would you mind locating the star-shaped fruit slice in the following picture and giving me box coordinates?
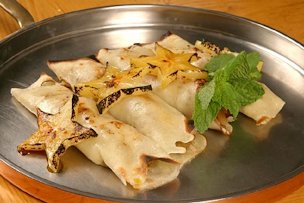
[75,66,149,100]
[131,43,207,87]
[17,95,97,172]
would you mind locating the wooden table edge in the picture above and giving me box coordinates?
[1,160,304,203]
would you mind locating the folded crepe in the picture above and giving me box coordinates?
[108,92,194,154]
[48,55,205,158]
[11,75,182,189]
[11,74,72,115]
[96,32,218,70]
[93,34,232,134]
[12,74,206,190]
[152,78,234,135]
[240,83,285,125]
[11,32,285,191]
[48,57,105,88]
[73,97,183,190]
[95,33,285,130]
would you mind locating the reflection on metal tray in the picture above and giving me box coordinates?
[0,5,303,202]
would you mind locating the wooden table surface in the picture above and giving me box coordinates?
[0,0,303,202]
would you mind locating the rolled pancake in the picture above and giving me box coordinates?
[97,44,154,71]
[96,33,216,70]
[153,79,198,119]
[95,34,232,133]
[108,92,194,154]
[47,57,105,88]
[48,64,206,163]
[11,74,72,115]
[153,78,284,130]
[74,97,181,190]
[95,34,284,127]
[152,78,233,134]
[157,80,285,127]
[157,33,219,68]
[240,83,285,125]
[11,75,188,190]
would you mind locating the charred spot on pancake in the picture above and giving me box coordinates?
[110,121,124,129]
[97,85,152,114]
[189,53,198,63]
[257,116,270,125]
[169,71,178,77]
[132,69,143,78]
[133,42,143,46]
[118,167,127,180]
[71,94,79,119]
[195,79,206,90]
[148,63,158,69]
[159,31,173,41]
[201,41,221,54]
[184,118,194,133]
[187,120,195,130]
[87,54,101,63]
[104,80,116,88]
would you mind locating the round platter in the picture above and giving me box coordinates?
[0,5,303,202]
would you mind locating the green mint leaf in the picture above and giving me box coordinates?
[246,52,260,71]
[249,71,262,80]
[197,80,216,110]
[214,68,228,82]
[227,51,261,81]
[192,80,217,132]
[225,52,250,80]
[193,97,221,133]
[193,51,265,133]
[213,81,241,118]
[204,54,235,73]
[246,52,262,80]
[231,79,265,106]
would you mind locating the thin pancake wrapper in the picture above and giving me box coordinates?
[11,74,72,115]
[48,60,206,161]
[96,33,219,70]
[240,83,285,125]
[153,79,233,135]
[11,75,192,190]
[49,62,206,166]
[108,92,195,154]
[73,97,182,190]
[95,34,233,134]
[48,57,105,88]
[96,33,284,130]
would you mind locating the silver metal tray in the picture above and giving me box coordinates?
[0,5,303,202]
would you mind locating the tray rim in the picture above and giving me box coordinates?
[0,4,303,50]
[0,4,304,203]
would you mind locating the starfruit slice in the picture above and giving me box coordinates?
[17,95,97,172]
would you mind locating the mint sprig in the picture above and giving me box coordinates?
[193,51,265,133]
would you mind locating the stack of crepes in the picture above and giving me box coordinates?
[11,33,285,190]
